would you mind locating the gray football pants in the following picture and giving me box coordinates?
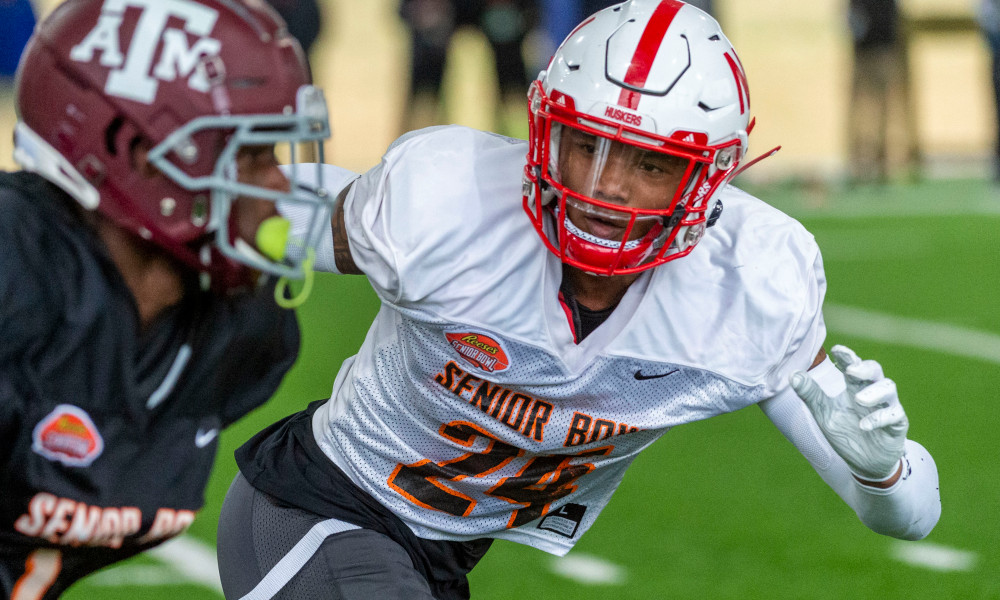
[217,473,440,600]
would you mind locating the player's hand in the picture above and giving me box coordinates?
[789,345,908,481]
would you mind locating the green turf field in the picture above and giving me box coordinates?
[62,177,999,599]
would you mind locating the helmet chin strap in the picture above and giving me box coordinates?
[732,145,781,178]
[274,248,316,309]
[556,204,666,273]
[560,209,646,251]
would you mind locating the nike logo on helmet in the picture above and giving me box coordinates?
[634,369,679,381]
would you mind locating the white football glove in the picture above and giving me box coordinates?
[789,345,908,481]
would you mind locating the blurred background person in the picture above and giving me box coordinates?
[266,0,325,162]
[543,0,715,44]
[540,0,619,67]
[686,0,714,14]
[0,0,37,84]
[266,0,324,57]
[397,0,718,140]
[0,0,37,172]
[846,0,920,184]
[398,0,537,137]
[979,0,1000,182]
[538,1,717,82]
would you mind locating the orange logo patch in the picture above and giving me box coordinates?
[446,332,510,373]
[32,405,104,467]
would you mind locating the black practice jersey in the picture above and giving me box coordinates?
[0,171,299,597]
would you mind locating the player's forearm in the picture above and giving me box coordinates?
[837,438,940,540]
[330,187,361,274]
[759,389,940,540]
[805,433,941,540]
[277,164,360,275]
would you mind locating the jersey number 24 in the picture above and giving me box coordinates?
[388,421,612,528]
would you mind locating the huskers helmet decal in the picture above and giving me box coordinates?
[446,332,511,373]
[32,405,105,467]
[69,0,221,104]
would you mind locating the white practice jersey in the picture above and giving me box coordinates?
[305,126,826,556]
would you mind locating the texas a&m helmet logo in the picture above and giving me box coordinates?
[445,332,510,373]
[68,0,222,104]
[32,405,105,467]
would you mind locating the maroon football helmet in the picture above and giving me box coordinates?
[13,0,332,290]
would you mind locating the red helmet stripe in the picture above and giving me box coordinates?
[566,15,597,45]
[724,51,749,114]
[617,0,684,109]
[551,16,597,69]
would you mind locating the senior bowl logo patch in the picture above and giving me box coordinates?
[446,332,510,373]
[32,405,105,467]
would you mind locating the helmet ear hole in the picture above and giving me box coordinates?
[128,136,157,178]
[714,146,738,171]
[104,117,124,157]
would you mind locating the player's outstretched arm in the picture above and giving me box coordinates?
[329,185,361,275]
[277,163,362,275]
[759,346,940,540]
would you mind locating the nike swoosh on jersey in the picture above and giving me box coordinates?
[633,369,679,381]
[194,428,219,448]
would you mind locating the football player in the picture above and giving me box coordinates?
[217,1,941,599]
[0,0,333,597]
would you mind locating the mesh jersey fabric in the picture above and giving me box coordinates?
[275,126,826,555]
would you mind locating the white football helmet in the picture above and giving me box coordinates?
[524,0,756,276]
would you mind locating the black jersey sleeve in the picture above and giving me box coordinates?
[211,282,301,427]
[0,173,64,364]
[0,172,78,470]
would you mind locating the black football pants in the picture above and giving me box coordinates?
[217,473,441,600]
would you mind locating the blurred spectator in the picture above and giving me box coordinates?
[399,0,537,137]
[846,0,920,183]
[541,0,618,62]
[0,0,37,82]
[686,0,715,15]
[398,1,721,138]
[266,0,323,56]
[978,0,1000,181]
[541,1,717,71]
[266,0,324,161]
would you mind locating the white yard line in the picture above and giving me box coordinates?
[891,541,978,572]
[825,304,989,572]
[90,305,993,592]
[147,535,225,592]
[88,565,185,587]
[825,303,1000,366]
[765,192,1000,220]
[547,307,993,583]
[88,535,223,594]
[550,553,627,585]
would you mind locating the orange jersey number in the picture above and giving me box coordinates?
[388,421,612,528]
